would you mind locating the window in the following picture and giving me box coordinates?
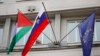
[66,20,100,45]
[66,21,80,44]
[94,21,100,41]
[37,24,52,45]
[10,22,53,47]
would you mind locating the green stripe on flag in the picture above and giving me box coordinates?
[7,27,31,54]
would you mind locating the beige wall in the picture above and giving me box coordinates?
[0,0,99,15]
[0,0,100,55]
[0,47,100,56]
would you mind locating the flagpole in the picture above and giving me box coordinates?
[42,2,57,43]
[60,11,95,43]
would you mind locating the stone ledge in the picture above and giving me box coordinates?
[0,44,100,53]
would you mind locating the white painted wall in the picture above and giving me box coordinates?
[0,47,100,56]
[0,0,99,15]
[55,14,61,42]
[60,18,68,46]
[0,0,99,55]
[0,18,11,49]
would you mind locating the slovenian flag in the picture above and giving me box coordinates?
[7,11,33,54]
[22,7,49,56]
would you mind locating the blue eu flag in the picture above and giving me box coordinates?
[78,12,95,56]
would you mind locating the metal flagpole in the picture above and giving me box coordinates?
[42,2,57,43]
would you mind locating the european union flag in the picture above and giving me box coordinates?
[78,12,95,56]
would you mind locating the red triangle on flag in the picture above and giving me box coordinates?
[17,11,33,27]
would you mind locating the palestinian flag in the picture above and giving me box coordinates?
[7,11,33,54]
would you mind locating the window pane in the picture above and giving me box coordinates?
[95,22,100,41]
[67,22,77,43]
[37,25,52,45]
[66,21,100,44]
[36,33,43,45]
[76,25,81,42]
[11,22,53,46]
[42,25,52,44]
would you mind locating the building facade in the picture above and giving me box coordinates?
[0,0,100,56]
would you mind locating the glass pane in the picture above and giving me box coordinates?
[11,23,52,46]
[33,24,52,45]
[36,33,43,45]
[96,22,100,41]
[76,23,81,42]
[42,25,52,44]
[67,22,77,43]
[94,22,97,41]
[34,24,52,45]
